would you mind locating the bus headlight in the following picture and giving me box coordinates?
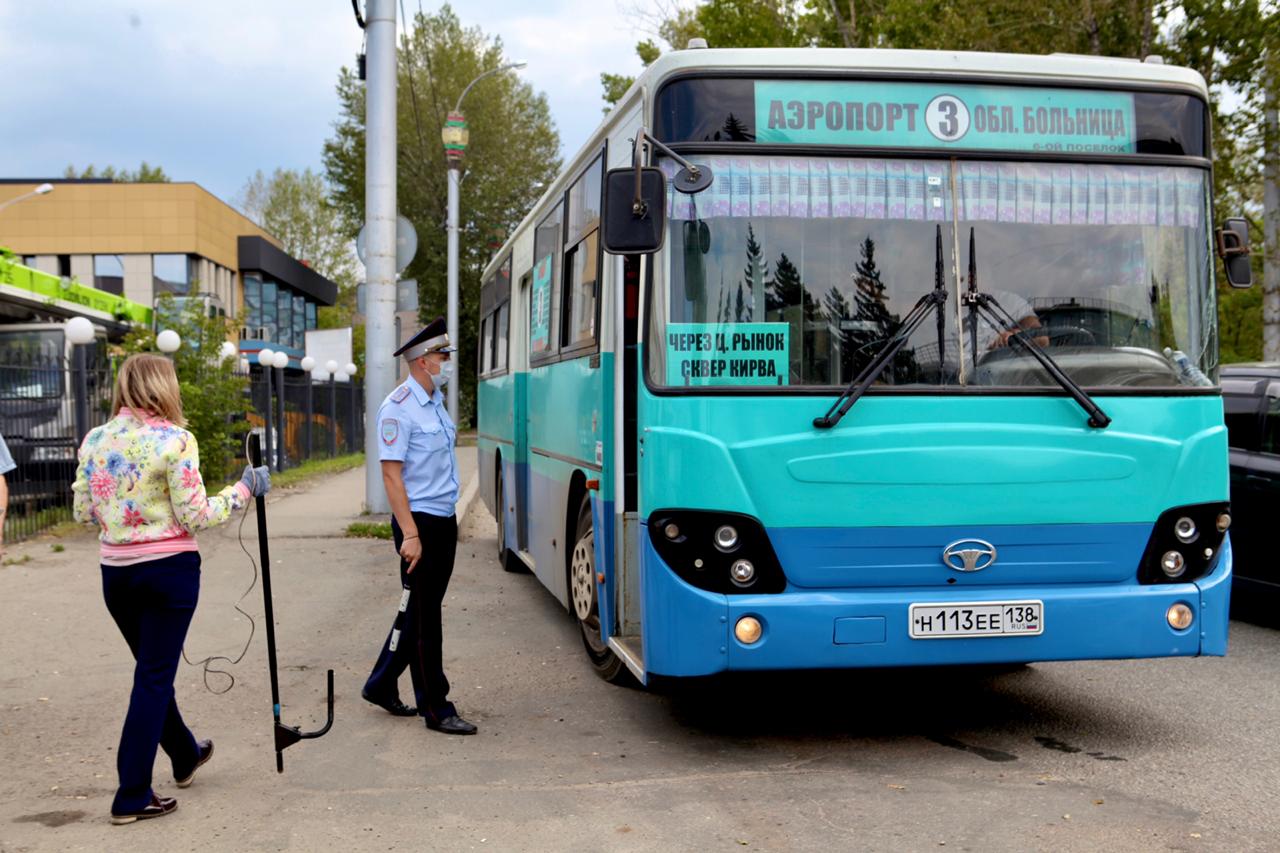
[714,525,739,552]
[730,559,755,586]
[1160,550,1185,578]
[734,616,763,644]
[1138,503,1228,585]
[1167,603,1194,630]
[648,510,787,595]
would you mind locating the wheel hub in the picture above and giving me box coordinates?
[570,532,595,621]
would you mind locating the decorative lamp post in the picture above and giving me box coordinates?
[442,61,526,426]
[258,348,276,471]
[218,341,238,364]
[272,350,289,471]
[301,356,316,461]
[325,360,339,457]
[344,362,359,453]
[65,316,95,444]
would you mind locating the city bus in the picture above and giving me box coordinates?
[475,46,1252,685]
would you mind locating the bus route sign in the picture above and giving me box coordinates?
[755,80,1137,154]
[666,322,790,386]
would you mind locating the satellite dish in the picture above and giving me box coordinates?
[357,214,418,274]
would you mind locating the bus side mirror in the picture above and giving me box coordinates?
[1216,217,1252,288]
[602,167,666,255]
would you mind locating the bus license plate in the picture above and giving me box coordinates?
[909,601,1043,639]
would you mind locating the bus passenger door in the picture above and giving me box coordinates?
[515,271,531,552]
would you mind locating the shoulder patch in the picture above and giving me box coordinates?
[390,385,411,403]
[381,418,400,444]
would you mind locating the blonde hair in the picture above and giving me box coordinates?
[112,353,187,426]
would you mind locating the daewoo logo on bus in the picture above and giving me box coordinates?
[942,539,998,572]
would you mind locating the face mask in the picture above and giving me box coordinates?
[432,359,454,387]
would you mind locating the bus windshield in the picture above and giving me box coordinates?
[649,155,1214,390]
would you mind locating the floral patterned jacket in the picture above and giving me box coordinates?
[73,408,250,560]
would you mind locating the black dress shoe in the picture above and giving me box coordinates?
[425,714,478,735]
[110,794,177,825]
[175,739,213,788]
[362,689,417,717]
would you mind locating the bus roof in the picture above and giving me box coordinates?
[482,47,1208,281]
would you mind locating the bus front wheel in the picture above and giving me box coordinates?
[570,495,629,683]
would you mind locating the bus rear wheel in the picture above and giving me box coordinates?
[570,495,629,683]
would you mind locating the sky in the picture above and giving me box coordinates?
[0,0,662,206]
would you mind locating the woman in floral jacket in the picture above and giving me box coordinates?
[72,353,270,825]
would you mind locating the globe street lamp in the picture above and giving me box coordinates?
[156,329,181,357]
[0,182,53,213]
[442,61,526,425]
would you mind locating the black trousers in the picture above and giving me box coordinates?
[364,512,458,721]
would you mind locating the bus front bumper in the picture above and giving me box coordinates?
[640,538,1232,677]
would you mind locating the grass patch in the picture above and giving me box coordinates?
[50,544,65,553]
[346,521,394,540]
[273,453,365,490]
[3,554,32,566]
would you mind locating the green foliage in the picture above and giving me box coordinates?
[271,452,366,489]
[323,4,561,427]
[1219,284,1263,363]
[63,162,169,182]
[120,295,248,485]
[235,168,357,290]
[345,521,394,539]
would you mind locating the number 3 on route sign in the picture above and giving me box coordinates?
[926,94,970,142]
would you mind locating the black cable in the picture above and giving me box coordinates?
[351,0,365,29]
[180,499,259,694]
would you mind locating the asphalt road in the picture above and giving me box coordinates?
[1,475,1278,852]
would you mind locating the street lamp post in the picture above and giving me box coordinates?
[273,350,289,471]
[301,356,316,461]
[258,348,276,471]
[441,61,526,426]
[0,182,53,213]
[65,317,95,445]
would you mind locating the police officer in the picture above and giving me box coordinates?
[361,317,477,735]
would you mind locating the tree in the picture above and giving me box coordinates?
[235,168,357,288]
[63,162,169,182]
[118,296,248,485]
[323,4,560,426]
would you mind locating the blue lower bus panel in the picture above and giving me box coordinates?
[640,534,1231,677]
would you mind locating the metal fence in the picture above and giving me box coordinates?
[1,351,114,543]
[2,353,365,544]
[246,372,365,470]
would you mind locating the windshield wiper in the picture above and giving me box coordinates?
[961,228,1111,429]
[814,225,949,429]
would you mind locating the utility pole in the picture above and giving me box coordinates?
[364,0,397,512]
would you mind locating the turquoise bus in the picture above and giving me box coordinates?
[476,47,1252,684]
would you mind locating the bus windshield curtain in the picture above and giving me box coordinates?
[661,156,1204,230]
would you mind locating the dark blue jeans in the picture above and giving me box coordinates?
[101,552,202,813]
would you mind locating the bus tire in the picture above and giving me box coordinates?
[570,494,630,684]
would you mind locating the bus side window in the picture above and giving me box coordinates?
[480,315,493,375]
[495,301,509,372]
